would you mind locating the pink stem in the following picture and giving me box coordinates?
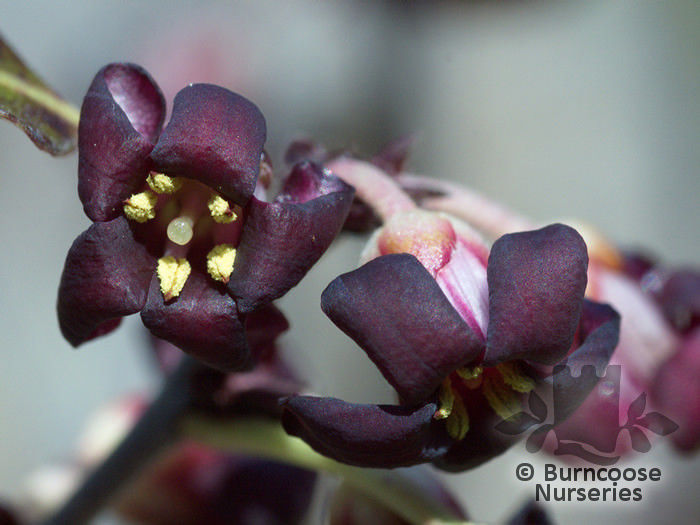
[326,158,415,221]
[397,173,535,238]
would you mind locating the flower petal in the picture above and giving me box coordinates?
[140,271,250,372]
[228,162,354,312]
[150,84,266,206]
[244,304,290,361]
[78,63,165,221]
[484,224,588,366]
[546,300,621,423]
[281,396,445,468]
[436,301,620,472]
[57,217,154,346]
[321,254,484,405]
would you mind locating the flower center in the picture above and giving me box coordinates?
[122,172,243,299]
[433,362,535,440]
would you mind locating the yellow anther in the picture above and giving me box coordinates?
[207,195,237,224]
[434,379,470,440]
[445,395,469,440]
[123,191,157,223]
[497,362,535,393]
[482,374,523,420]
[206,244,236,283]
[157,256,191,300]
[146,172,183,194]
[434,380,455,420]
[456,366,483,381]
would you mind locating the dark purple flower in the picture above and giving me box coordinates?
[387,169,697,458]
[57,63,353,371]
[282,211,620,471]
[150,304,304,419]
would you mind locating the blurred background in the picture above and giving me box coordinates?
[1,1,698,523]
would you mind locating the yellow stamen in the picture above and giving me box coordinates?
[456,366,483,381]
[445,394,469,440]
[482,374,523,420]
[157,256,191,300]
[146,172,183,194]
[497,362,535,393]
[434,379,470,440]
[207,195,237,224]
[434,380,455,420]
[456,365,483,389]
[123,191,157,223]
[166,216,194,246]
[206,244,236,283]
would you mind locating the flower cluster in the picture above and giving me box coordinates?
[395,170,700,456]
[57,63,354,371]
[281,158,621,471]
[40,56,697,523]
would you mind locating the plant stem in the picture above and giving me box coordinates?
[40,356,197,525]
[0,71,80,127]
[397,173,535,238]
[182,415,471,525]
[327,157,416,221]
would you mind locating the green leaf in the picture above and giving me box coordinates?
[0,33,79,155]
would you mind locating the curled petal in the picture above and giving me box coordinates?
[484,224,588,366]
[436,301,619,472]
[78,63,165,221]
[547,300,621,424]
[228,162,354,312]
[58,217,154,346]
[151,84,266,206]
[281,396,444,468]
[140,271,250,372]
[433,394,524,472]
[321,254,484,405]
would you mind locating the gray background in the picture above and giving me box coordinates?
[1,1,698,523]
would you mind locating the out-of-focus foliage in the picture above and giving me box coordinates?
[0,34,77,155]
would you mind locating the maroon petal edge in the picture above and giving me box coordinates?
[228,162,354,313]
[78,63,165,221]
[321,253,484,406]
[140,271,250,372]
[57,217,154,346]
[484,224,588,366]
[150,84,266,206]
[281,396,444,468]
[435,300,620,473]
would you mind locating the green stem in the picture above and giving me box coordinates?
[0,71,80,127]
[182,415,471,525]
